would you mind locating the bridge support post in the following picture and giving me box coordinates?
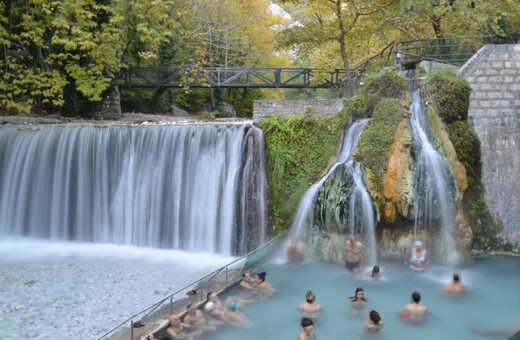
[99,86,122,120]
[393,41,398,66]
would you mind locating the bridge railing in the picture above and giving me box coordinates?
[112,66,353,89]
[97,232,286,340]
[395,36,492,66]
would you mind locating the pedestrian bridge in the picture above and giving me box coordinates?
[112,37,491,89]
[111,67,352,89]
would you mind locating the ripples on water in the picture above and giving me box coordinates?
[202,253,520,340]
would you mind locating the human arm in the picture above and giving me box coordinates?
[167,327,194,340]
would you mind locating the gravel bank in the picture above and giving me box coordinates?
[0,240,236,340]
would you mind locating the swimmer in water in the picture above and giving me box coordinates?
[399,291,431,324]
[298,317,325,340]
[166,314,198,340]
[362,310,384,337]
[256,271,277,294]
[297,291,325,319]
[349,287,369,316]
[408,241,429,273]
[444,273,468,295]
[239,271,257,293]
[287,236,305,264]
[343,235,364,273]
[365,265,383,278]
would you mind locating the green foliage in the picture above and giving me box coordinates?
[426,75,471,123]
[353,98,408,191]
[359,70,409,99]
[260,113,348,231]
[446,120,481,184]
[172,88,210,113]
[463,184,503,251]
[227,88,263,118]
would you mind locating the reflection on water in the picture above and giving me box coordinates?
[203,256,520,340]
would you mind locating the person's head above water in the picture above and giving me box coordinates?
[453,273,460,282]
[414,240,423,249]
[349,234,357,244]
[372,265,380,276]
[412,291,421,303]
[351,287,366,301]
[306,291,315,303]
[301,317,313,329]
[256,272,266,283]
[242,272,251,281]
[369,310,381,325]
[168,314,181,326]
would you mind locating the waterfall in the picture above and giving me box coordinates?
[406,73,459,263]
[345,160,377,265]
[0,123,267,256]
[291,119,378,264]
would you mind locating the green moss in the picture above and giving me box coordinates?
[360,71,409,100]
[463,184,504,250]
[353,98,409,195]
[425,75,471,123]
[446,120,481,185]
[260,113,349,232]
[424,73,505,251]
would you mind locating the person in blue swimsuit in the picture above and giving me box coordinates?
[407,241,429,273]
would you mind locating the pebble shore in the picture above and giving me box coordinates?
[0,240,234,339]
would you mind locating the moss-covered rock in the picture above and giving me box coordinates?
[446,120,482,185]
[425,76,471,123]
[260,113,350,232]
[352,98,410,212]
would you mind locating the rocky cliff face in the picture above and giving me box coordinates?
[303,71,474,264]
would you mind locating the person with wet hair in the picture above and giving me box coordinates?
[297,290,325,319]
[365,265,383,278]
[444,273,468,295]
[362,310,384,337]
[298,317,324,340]
[349,287,369,316]
[399,291,431,324]
[256,271,276,294]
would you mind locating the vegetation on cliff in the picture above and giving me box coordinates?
[260,112,350,232]
[351,71,410,200]
[425,73,504,250]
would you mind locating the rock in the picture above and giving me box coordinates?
[381,119,413,221]
[426,103,468,202]
[171,104,190,117]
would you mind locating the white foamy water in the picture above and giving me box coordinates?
[0,239,235,339]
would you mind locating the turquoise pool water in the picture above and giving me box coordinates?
[201,255,520,339]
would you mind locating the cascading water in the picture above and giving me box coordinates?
[0,123,267,256]
[291,119,378,264]
[345,160,377,265]
[404,71,459,263]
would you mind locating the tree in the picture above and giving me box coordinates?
[278,0,397,96]
[0,0,178,115]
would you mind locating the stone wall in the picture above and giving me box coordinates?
[97,86,122,120]
[252,99,344,122]
[458,45,520,245]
